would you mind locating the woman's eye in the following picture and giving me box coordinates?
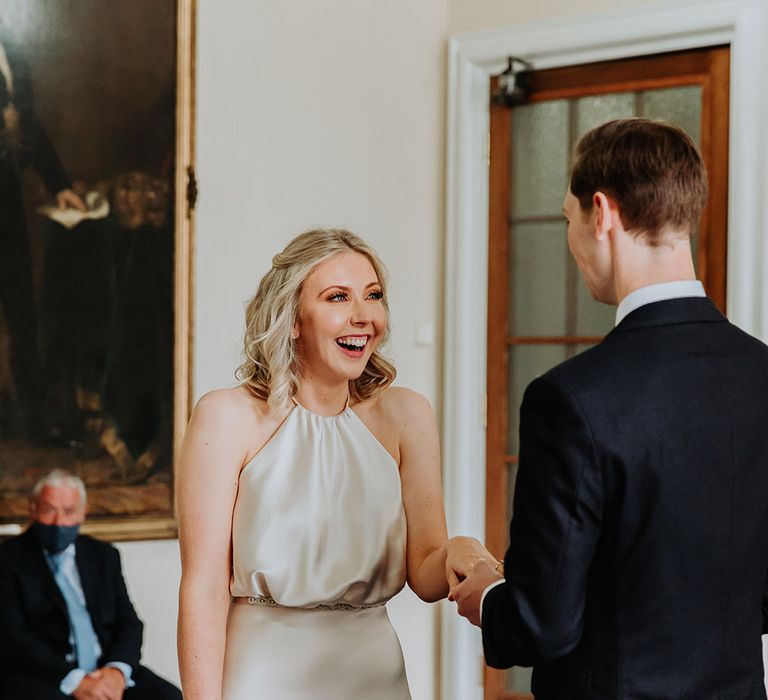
[327,292,347,302]
[368,290,383,300]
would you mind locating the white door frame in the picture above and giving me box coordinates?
[441,2,768,698]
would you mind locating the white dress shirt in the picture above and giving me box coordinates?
[615,279,705,326]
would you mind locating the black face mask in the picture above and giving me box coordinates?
[30,521,80,554]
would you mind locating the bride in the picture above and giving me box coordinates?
[176,228,492,699]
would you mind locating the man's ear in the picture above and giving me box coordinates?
[592,191,617,240]
[592,192,613,240]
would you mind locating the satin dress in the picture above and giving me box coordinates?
[222,401,411,700]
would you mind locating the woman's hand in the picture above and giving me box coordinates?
[445,535,499,590]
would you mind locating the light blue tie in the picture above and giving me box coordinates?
[51,552,99,672]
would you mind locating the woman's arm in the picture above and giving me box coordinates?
[176,390,252,700]
[395,389,451,602]
[395,389,500,602]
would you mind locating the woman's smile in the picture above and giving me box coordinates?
[335,334,369,356]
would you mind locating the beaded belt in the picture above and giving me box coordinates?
[233,595,384,611]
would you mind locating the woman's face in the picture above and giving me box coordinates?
[295,251,387,384]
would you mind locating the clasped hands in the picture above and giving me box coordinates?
[445,536,504,627]
[73,666,126,700]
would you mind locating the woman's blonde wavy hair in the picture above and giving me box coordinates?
[237,228,396,413]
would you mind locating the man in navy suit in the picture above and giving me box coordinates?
[451,118,768,698]
[0,470,181,699]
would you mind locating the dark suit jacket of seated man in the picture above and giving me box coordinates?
[0,470,181,699]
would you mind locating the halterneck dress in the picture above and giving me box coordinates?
[221,401,411,700]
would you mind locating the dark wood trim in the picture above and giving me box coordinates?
[485,79,512,700]
[525,47,725,102]
[696,45,729,311]
[486,80,512,563]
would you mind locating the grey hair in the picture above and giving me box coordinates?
[32,469,87,508]
[237,228,397,413]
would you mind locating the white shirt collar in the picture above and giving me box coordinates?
[615,280,705,326]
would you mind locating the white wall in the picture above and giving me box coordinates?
[115,540,181,685]
[449,0,656,33]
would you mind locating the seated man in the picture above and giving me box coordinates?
[0,469,181,699]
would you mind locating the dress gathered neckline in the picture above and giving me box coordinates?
[290,393,350,417]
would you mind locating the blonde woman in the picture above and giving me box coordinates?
[176,229,492,699]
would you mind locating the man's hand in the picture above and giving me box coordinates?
[449,559,503,627]
[445,535,498,589]
[73,667,125,700]
[55,188,88,212]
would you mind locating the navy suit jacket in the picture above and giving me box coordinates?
[0,529,143,687]
[482,297,768,699]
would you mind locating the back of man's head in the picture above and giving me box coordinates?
[569,118,708,243]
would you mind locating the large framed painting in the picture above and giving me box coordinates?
[0,0,195,540]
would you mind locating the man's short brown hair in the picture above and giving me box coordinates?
[569,118,708,242]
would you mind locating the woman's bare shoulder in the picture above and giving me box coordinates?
[187,386,286,462]
[376,385,433,413]
[365,386,435,431]
[192,386,274,431]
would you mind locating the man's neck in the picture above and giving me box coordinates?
[612,235,696,305]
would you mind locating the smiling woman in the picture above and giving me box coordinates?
[237,229,396,414]
[175,228,497,700]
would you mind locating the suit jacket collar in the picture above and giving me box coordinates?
[18,529,100,612]
[609,296,726,336]
[18,528,67,613]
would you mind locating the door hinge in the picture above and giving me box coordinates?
[186,165,198,215]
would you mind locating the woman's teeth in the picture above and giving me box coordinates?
[337,336,367,351]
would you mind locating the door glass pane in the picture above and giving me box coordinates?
[575,92,635,140]
[507,344,567,455]
[509,222,568,336]
[511,100,569,218]
[640,85,702,143]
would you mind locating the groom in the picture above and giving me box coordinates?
[451,118,768,699]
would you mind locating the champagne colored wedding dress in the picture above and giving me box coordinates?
[221,401,412,699]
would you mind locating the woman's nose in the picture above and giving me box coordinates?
[350,298,370,324]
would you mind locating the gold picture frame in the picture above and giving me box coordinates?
[0,0,195,541]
